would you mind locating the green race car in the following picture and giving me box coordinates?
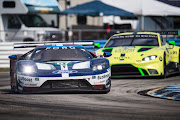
[96,32,180,78]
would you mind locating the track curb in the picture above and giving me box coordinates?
[146,85,180,101]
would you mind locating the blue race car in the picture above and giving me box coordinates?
[9,45,111,93]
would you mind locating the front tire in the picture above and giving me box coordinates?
[160,55,167,79]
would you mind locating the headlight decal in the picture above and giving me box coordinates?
[36,63,56,70]
[142,55,157,61]
[72,61,90,69]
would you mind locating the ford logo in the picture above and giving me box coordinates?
[52,70,78,74]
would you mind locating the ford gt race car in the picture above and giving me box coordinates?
[9,45,111,93]
[96,32,180,78]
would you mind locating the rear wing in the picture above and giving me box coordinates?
[13,41,95,51]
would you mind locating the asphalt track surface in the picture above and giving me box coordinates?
[0,72,180,120]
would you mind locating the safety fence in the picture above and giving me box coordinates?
[1,38,180,68]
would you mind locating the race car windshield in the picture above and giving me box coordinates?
[105,34,159,47]
[30,47,93,62]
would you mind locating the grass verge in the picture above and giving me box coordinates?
[0,68,10,72]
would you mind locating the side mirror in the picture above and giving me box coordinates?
[168,41,175,45]
[168,41,175,49]
[103,52,112,57]
[9,55,17,60]
[94,43,100,48]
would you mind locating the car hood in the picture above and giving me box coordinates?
[112,46,156,53]
[102,46,159,64]
[35,61,92,77]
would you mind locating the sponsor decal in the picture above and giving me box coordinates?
[52,70,78,74]
[24,84,38,86]
[159,56,163,61]
[54,61,72,66]
[45,46,75,50]
[97,74,110,80]
[114,57,130,59]
[173,51,177,54]
[95,80,105,84]
[35,78,39,81]
[18,77,32,82]
[92,76,96,79]
[112,35,157,39]
[136,60,141,62]
[115,49,135,53]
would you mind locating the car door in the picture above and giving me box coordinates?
[159,35,172,64]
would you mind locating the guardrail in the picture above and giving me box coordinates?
[0,42,34,68]
[1,38,180,68]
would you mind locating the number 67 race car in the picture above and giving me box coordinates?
[96,32,180,78]
[9,45,111,93]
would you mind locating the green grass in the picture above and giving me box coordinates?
[0,68,10,72]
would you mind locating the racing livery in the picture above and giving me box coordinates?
[96,32,180,78]
[9,45,111,93]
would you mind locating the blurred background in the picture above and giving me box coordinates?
[1,0,180,42]
[58,0,180,40]
[1,0,180,68]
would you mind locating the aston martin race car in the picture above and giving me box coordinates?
[9,45,111,93]
[96,32,180,78]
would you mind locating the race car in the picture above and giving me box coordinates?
[96,32,180,78]
[9,45,111,93]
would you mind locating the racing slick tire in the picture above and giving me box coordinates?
[160,55,167,79]
[10,73,19,93]
[178,50,180,72]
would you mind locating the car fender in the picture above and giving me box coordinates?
[169,46,180,63]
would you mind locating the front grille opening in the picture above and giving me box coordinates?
[40,79,92,89]
[111,64,141,76]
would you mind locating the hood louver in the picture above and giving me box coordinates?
[138,47,153,52]
[103,49,113,53]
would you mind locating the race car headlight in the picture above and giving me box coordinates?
[72,61,90,69]
[23,66,36,74]
[92,63,108,72]
[17,61,37,74]
[142,55,157,61]
[36,63,56,70]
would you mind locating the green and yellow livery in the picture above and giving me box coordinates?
[96,32,180,78]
